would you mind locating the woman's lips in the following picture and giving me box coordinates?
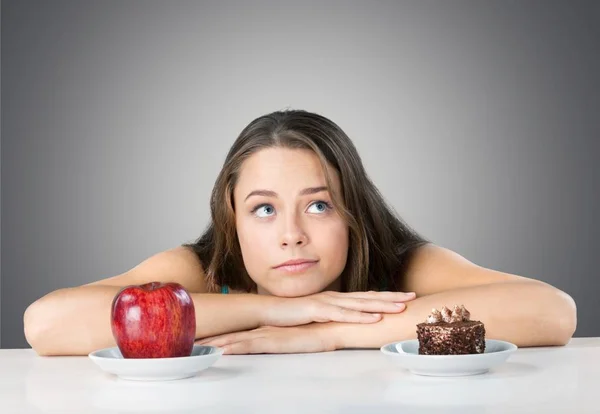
[274,260,318,274]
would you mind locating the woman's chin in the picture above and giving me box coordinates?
[266,282,326,298]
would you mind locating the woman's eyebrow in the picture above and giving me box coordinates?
[244,186,329,201]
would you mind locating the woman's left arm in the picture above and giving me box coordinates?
[333,244,577,349]
[197,244,577,353]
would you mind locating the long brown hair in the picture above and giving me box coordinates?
[184,109,429,293]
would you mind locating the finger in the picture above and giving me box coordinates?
[195,334,230,345]
[195,332,250,347]
[319,304,383,324]
[223,338,274,355]
[336,291,416,302]
[330,297,408,314]
[196,337,234,348]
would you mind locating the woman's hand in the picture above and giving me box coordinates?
[196,324,338,354]
[260,290,416,327]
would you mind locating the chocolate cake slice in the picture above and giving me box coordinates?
[416,305,485,355]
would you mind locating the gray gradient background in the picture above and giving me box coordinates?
[1,0,598,348]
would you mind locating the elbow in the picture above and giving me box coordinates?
[550,288,577,346]
[531,284,577,347]
[23,295,60,356]
[510,282,577,348]
[23,300,43,354]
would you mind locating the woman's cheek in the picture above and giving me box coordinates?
[238,222,273,270]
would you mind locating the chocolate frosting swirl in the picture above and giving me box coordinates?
[425,305,471,323]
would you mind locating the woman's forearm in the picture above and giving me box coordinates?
[332,281,577,349]
[24,285,274,356]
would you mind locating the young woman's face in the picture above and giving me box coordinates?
[233,147,349,297]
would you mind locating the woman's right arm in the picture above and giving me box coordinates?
[23,246,273,356]
[23,246,415,356]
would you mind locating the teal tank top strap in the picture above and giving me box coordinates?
[221,285,229,294]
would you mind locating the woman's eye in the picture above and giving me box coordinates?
[307,201,332,214]
[253,204,275,218]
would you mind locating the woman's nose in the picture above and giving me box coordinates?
[280,216,308,248]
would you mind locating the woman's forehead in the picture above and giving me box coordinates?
[235,148,340,197]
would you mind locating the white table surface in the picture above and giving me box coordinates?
[1,337,598,414]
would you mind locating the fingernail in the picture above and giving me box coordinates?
[372,313,382,318]
[395,302,406,307]
[406,292,416,296]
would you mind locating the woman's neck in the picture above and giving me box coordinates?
[255,278,342,296]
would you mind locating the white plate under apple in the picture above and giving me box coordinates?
[88,345,224,381]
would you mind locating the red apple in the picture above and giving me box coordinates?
[110,282,196,358]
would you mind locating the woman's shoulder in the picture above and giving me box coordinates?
[88,245,209,293]
[397,243,526,295]
[164,246,211,293]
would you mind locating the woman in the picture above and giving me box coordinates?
[23,109,577,356]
